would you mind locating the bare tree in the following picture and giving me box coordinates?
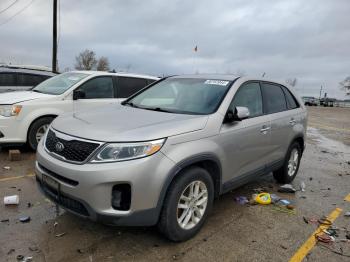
[75,49,97,70]
[286,78,298,87]
[340,76,350,96]
[96,56,110,71]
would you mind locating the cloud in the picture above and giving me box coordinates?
[0,0,349,98]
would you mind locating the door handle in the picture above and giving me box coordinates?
[260,126,271,133]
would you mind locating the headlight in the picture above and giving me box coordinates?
[0,105,22,117]
[92,138,166,163]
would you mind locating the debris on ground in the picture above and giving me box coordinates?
[235,196,249,205]
[7,248,15,255]
[300,181,306,192]
[9,149,21,161]
[19,216,31,223]
[1,218,10,223]
[278,184,296,193]
[55,232,66,238]
[253,193,272,205]
[277,199,291,206]
[3,166,11,170]
[270,194,281,203]
[4,195,19,205]
[344,211,350,217]
[28,246,40,252]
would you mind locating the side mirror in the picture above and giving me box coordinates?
[224,106,250,123]
[73,90,85,100]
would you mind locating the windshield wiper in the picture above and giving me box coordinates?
[122,101,139,108]
[144,107,173,113]
[32,89,43,93]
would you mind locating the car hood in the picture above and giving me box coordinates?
[52,104,209,142]
[0,91,55,104]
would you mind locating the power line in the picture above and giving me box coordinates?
[0,0,35,27]
[0,0,19,15]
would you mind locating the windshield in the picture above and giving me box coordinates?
[32,72,89,95]
[126,78,233,115]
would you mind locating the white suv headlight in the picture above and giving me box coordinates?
[0,105,22,117]
[92,139,166,163]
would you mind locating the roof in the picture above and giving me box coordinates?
[71,70,159,80]
[170,74,239,81]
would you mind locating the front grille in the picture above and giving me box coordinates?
[45,129,100,163]
[40,180,89,216]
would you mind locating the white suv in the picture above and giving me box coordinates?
[0,71,159,150]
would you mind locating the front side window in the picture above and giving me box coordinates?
[77,76,114,99]
[230,82,263,117]
[33,72,88,95]
[261,83,287,114]
[117,77,148,98]
[126,78,233,115]
[0,73,16,86]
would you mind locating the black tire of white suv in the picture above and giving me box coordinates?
[158,166,214,242]
[28,117,54,151]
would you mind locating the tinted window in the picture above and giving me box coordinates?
[78,76,114,99]
[0,73,16,86]
[17,74,49,86]
[117,77,148,98]
[262,83,287,114]
[281,86,299,109]
[230,82,263,117]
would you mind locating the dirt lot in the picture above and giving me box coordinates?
[0,107,349,262]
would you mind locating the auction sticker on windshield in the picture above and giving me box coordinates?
[204,80,230,86]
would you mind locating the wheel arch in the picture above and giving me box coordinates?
[291,135,305,153]
[155,154,222,221]
[27,114,58,140]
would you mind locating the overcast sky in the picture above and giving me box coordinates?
[0,0,349,98]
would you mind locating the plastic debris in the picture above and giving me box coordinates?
[1,218,9,223]
[19,216,31,223]
[235,196,249,205]
[270,194,281,203]
[278,199,291,206]
[344,211,350,217]
[55,232,66,237]
[3,166,11,170]
[300,181,306,192]
[254,193,271,205]
[4,195,19,205]
[278,184,296,193]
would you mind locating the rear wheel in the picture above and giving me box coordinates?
[158,167,214,242]
[273,142,302,183]
[28,117,54,151]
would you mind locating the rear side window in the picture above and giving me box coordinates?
[230,82,263,117]
[17,73,49,86]
[117,77,149,98]
[281,86,299,109]
[261,83,287,114]
[0,73,16,86]
[78,76,114,99]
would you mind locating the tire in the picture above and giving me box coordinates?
[273,142,302,184]
[28,117,54,151]
[158,166,214,242]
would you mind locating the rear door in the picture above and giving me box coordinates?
[74,76,117,111]
[261,82,295,164]
[219,82,272,182]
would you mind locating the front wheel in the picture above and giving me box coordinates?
[28,117,54,151]
[273,142,302,184]
[158,167,214,242]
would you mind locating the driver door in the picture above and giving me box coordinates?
[73,76,118,112]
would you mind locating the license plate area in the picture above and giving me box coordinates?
[42,174,60,192]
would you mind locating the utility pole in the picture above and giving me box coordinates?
[319,85,323,100]
[52,0,58,73]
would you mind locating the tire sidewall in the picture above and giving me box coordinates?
[28,117,53,151]
[283,142,302,183]
[163,167,214,241]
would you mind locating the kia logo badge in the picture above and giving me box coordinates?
[55,142,65,152]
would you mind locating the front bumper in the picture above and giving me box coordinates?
[0,116,26,144]
[35,141,175,226]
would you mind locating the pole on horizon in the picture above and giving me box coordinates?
[52,0,58,73]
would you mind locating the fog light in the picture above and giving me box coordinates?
[112,184,131,211]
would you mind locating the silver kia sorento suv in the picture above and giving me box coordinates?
[35,75,307,241]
